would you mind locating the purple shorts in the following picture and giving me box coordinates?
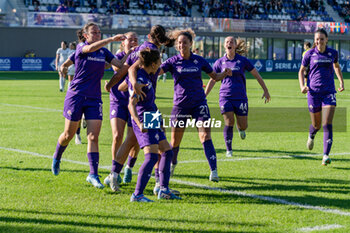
[307,92,336,113]
[109,100,132,127]
[132,121,166,149]
[171,103,211,127]
[63,94,102,121]
[220,99,248,116]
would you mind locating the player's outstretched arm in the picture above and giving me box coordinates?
[60,59,73,76]
[333,62,344,92]
[298,65,309,94]
[128,94,146,132]
[205,78,216,97]
[208,68,232,81]
[105,64,130,92]
[82,34,126,54]
[250,68,271,103]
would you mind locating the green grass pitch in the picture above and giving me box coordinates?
[0,71,349,232]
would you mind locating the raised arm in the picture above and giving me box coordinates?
[205,78,216,96]
[298,65,309,94]
[333,62,345,92]
[82,34,126,54]
[250,68,271,103]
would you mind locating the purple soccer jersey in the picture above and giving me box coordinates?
[213,54,254,101]
[110,51,129,105]
[68,41,115,99]
[161,53,213,108]
[302,46,338,94]
[129,68,165,148]
[126,41,158,67]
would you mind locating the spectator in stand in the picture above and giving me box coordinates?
[90,5,98,13]
[56,3,68,13]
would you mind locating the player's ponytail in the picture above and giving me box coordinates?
[235,37,248,56]
[76,29,85,42]
[149,25,174,47]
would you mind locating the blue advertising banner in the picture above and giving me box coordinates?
[1,57,349,73]
[0,57,56,71]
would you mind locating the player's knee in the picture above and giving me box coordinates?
[112,131,123,144]
[62,131,74,142]
[87,133,99,143]
[199,133,211,143]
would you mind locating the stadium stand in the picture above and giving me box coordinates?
[329,0,350,22]
[22,0,343,22]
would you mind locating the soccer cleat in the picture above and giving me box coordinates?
[51,158,61,176]
[158,188,181,200]
[130,193,154,202]
[170,163,176,177]
[209,169,219,182]
[86,174,104,189]
[226,150,233,157]
[153,183,180,196]
[123,166,133,183]
[103,172,120,191]
[307,136,314,150]
[75,134,82,145]
[322,155,331,166]
[238,130,246,140]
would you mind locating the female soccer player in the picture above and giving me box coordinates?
[103,25,174,192]
[104,31,139,190]
[129,48,180,202]
[51,22,126,189]
[298,28,344,166]
[129,28,231,182]
[205,36,271,157]
[56,41,70,92]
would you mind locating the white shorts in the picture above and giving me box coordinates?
[68,65,75,76]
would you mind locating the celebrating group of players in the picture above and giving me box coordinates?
[51,23,344,202]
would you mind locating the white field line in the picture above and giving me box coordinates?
[271,95,350,102]
[0,110,58,114]
[0,103,61,112]
[298,224,343,232]
[178,152,350,164]
[2,146,350,217]
[0,146,110,170]
[170,178,350,217]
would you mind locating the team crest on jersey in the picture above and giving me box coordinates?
[312,53,317,56]
[328,52,332,56]
[67,110,72,116]
[100,50,104,54]
[220,106,224,111]
[309,104,313,109]
[111,110,116,115]
[155,133,159,141]
[194,59,198,64]
[237,60,241,64]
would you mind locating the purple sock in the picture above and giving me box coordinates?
[87,152,99,175]
[111,160,123,173]
[154,168,160,183]
[223,125,233,151]
[309,124,319,139]
[53,142,67,161]
[159,150,173,189]
[202,139,217,171]
[76,127,80,135]
[127,155,137,168]
[172,146,179,165]
[134,153,158,196]
[323,124,333,155]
